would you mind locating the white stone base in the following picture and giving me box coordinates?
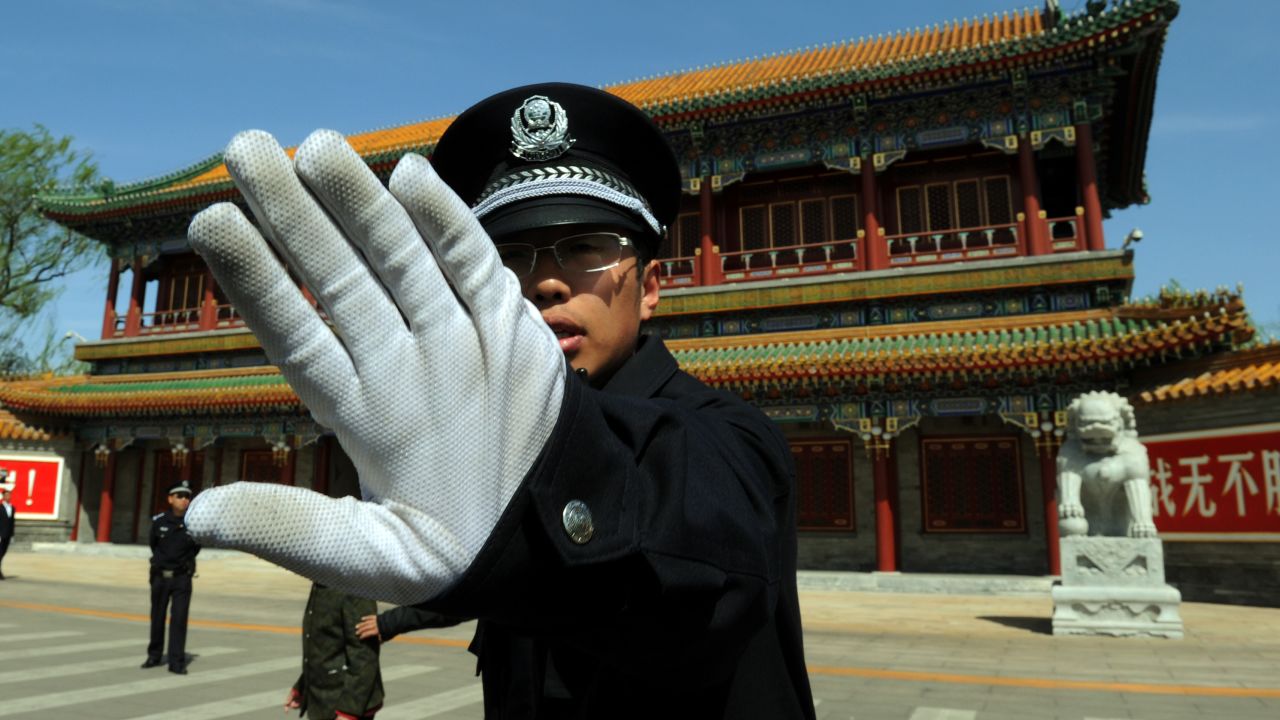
[1051,536,1184,639]
[1051,584,1184,638]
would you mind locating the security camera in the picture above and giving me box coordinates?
[1122,228,1143,250]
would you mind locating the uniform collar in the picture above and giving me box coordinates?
[601,333,677,399]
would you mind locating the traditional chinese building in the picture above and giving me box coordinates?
[10,0,1274,602]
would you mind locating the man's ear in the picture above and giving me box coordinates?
[639,259,661,322]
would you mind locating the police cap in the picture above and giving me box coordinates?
[167,481,193,497]
[430,82,680,258]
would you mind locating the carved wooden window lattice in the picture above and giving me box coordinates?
[895,175,1016,251]
[800,199,826,245]
[830,195,860,241]
[984,176,1013,224]
[920,436,1026,533]
[740,205,769,251]
[671,212,701,258]
[897,186,924,235]
[736,195,863,256]
[925,183,952,232]
[791,439,855,531]
[770,202,797,246]
[955,180,983,228]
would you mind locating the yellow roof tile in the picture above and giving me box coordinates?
[1138,344,1280,404]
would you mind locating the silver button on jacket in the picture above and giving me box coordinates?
[561,500,594,544]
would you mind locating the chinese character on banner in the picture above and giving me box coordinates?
[0,454,65,520]
[1143,425,1280,534]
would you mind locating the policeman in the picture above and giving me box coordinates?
[143,480,200,674]
[185,83,816,716]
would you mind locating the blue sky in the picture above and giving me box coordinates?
[4,0,1278,346]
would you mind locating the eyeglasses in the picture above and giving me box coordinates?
[496,232,632,278]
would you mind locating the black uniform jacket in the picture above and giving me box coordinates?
[0,502,14,541]
[426,335,815,719]
[149,511,200,572]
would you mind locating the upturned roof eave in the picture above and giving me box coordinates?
[2,291,1249,420]
[38,0,1178,228]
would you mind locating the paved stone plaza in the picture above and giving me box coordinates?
[0,547,1277,719]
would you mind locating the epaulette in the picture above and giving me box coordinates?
[152,513,164,521]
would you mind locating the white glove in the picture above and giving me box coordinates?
[184,129,565,605]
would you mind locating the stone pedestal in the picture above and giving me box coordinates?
[1051,536,1184,639]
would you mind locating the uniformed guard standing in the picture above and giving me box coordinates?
[142,480,200,674]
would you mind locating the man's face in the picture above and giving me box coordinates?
[501,224,660,386]
[168,493,191,516]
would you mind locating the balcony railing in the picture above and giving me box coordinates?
[883,222,1022,267]
[96,215,1087,341]
[658,253,698,288]
[1047,211,1086,253]
[720,238,860,283]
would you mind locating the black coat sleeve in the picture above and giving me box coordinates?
[376,605,467,643]
[428,367,794,685]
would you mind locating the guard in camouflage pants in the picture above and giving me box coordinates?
[285,582,384,720]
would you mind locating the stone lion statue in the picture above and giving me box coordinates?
[1056,391,1157,538]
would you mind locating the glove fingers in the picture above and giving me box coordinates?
[388,155,526,321]
[222,130,408,363]
[188,203,352,424]
[294,131,450,332]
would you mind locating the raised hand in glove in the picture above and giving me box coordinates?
[184,130,565,605]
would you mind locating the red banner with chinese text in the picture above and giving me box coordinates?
[1143,424,1280,535]
[0,454,65,520]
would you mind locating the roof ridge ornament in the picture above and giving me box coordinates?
[510,95,575,161]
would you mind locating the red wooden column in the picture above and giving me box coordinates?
[313,436,332,496]
[198,269,217,331]
[101,260,121,339]
[1074,121,1105,251]
[860,162,886,271]
[870,442,897,572]
[698,178,722,286]
[70,450,88,542]
[96,447,118,543]
[1018,137,1049,256]
[124,259,145,337]
[130,448,147,542]
[1039,447,1062,575]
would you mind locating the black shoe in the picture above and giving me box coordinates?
[141,658,163,669]
[168,665,187,675]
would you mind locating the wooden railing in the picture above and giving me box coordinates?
[883,222,1022,267]
[658,254,698,288]
[96,212,1087,340]
[719,238,860,283]
[1047,211,1086,253]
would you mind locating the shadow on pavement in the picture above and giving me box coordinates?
[977,615,1052,635]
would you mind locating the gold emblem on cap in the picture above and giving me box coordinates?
[510,95,575,161]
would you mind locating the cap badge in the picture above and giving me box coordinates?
[510,95,575,161]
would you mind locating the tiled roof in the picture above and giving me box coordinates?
[0,367,299,418]
[0,408,58,442]
[39,0,1177,220]
[610,9,1044,116]
[670,301,1249,389]
[0,294,1251,419]
[1137,342,1280,404]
